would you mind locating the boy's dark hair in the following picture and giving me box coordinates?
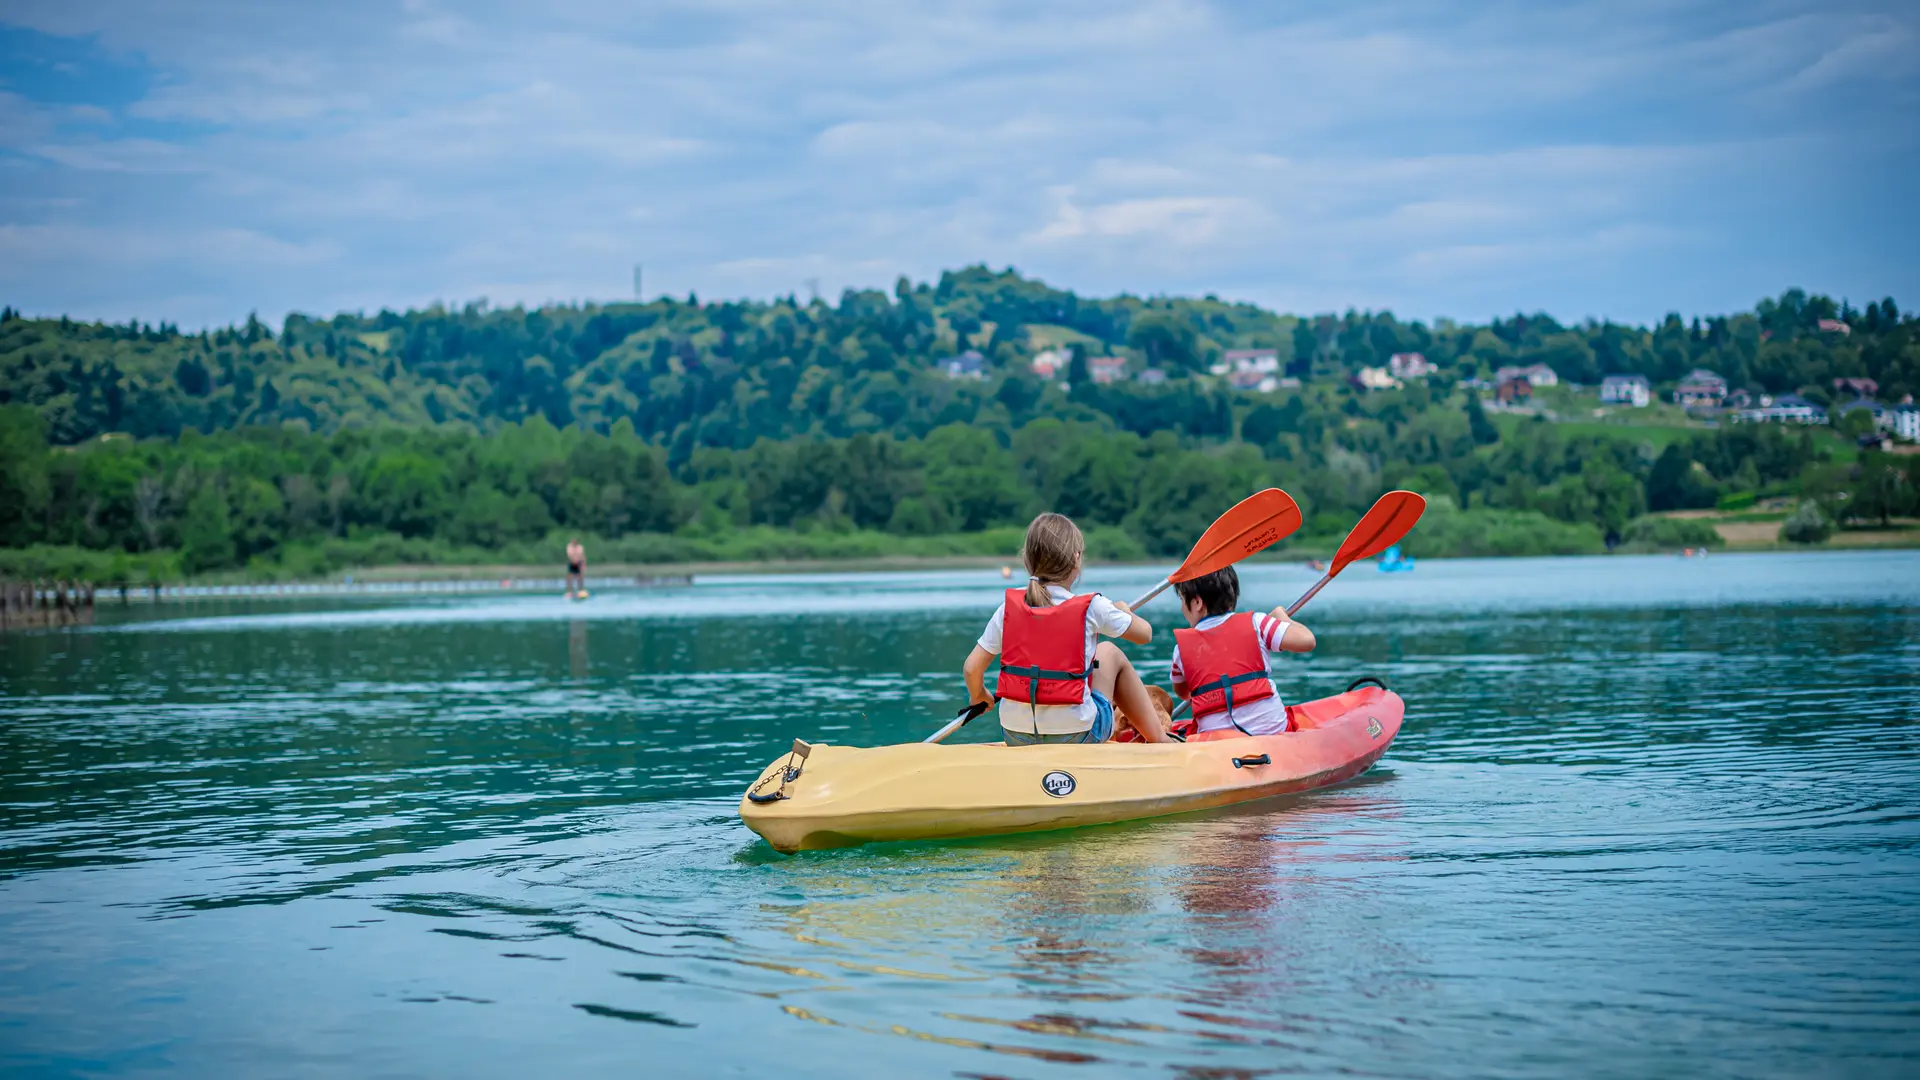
[1174,565,1239,618]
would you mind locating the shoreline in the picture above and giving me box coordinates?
[4,525,1916,592]
[120,541,1920,591]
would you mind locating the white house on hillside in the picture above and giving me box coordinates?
[1733,394,1825,424]
[1495,363,1559,387]
[940,350,987,380]
[1211,349,1279,378]
[1388,352,1433,379]
[1030,348,1069,379]
[1895,403,1919,441]
[1600,374,1650,407]
[1675,368,1729,408]
[1087,356,1128,385]
[1351,367,1402,392]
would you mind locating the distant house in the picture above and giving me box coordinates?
[1495,363,1559,387]
[1675,368,1729,408]
[1030,348,1069,380]
[1229,370,1277,392]
[1734,393,1824,424]
[1350,367,1402,392]
[1135,367,1169,385]
[1495,376,1533,404]
[1894,403,1920,441]
[1388,352,1434,379]
[1833,376,1878,398]
[940,350,987,380]
[1817,318,1852,335]
[1726,388,1756,410]
[1841,397,1888,429]
[1087,356,1129,385]
[1600,374,1651,408]
[1223,348,1280,374]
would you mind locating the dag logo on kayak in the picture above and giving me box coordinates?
[1041,771,1076,797]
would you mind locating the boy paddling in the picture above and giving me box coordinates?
[1170,566,1315,736]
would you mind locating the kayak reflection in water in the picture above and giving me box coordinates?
[961,512,1174,744]
[1169,566,1316,738]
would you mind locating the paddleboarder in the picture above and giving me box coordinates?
[565,537,586,599]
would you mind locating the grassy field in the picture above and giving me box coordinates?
[1651,508,1920,551]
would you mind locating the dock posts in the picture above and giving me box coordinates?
[0,579,98,631]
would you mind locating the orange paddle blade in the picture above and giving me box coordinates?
[1171,488,1303,582]
[1331,491,1427,573]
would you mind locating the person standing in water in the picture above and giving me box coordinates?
[565,537,586,599]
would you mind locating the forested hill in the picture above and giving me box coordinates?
[2,269,1916,581]
[2,267,1912,449]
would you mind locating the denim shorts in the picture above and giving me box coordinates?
[1003,690,1115,745]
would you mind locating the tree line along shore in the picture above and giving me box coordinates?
[2,270,1915,585]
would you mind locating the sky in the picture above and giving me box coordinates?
[0,0,1915,329]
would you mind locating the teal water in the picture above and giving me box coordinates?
[2,552,1918,1077]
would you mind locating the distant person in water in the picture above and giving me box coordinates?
[565,538,586,598]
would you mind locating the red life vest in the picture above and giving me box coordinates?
[995,589,1094,706]
[1174,612,1275,722]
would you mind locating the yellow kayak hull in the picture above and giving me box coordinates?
[740,686,1403,853]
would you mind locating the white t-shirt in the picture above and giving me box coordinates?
[978,584,1135,735]
[1169,612,1292,735]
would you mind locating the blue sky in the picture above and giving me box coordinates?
[0,0,1914,328]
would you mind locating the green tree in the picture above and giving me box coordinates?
[1126,311,1199,372]
[181,484,236,571]
[1780,500,1832,544]
[0,405,51,546]
[1464,393,1498,445]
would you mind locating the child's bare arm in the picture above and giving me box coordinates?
[962,645,995,707]
[1110,599,1153,645]
[1265,609,1316,652]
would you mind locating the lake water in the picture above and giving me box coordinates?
[3,552,1918,1078]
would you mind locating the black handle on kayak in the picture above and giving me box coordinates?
[1232,754,1271,769]
[746,788,787,804]
[1345,676,1388,692]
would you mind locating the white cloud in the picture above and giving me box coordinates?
[0,0,1913,326]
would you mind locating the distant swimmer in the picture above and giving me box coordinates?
[566,537,586,599]
[1001,565,1013,579]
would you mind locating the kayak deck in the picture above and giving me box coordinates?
[739,685,1402,853]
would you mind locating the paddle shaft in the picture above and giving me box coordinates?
[1129,577,1172,610]
[1286,572,1335,617]
[925,701,991,744]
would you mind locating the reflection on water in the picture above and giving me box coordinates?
[2,552,1918,1077]
[569,620,589,681]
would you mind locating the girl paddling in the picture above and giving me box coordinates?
[962,513,1173,744]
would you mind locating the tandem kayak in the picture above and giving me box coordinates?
[738,681,1403,853]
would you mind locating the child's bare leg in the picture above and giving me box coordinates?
[1092,642,1170,742]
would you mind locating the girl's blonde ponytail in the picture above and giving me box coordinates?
[1020,513,1084,608]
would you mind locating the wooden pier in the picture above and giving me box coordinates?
[0,574,693,630]
[1,581,97,630]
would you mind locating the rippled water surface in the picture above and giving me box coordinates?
[3,552,1918,1077]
